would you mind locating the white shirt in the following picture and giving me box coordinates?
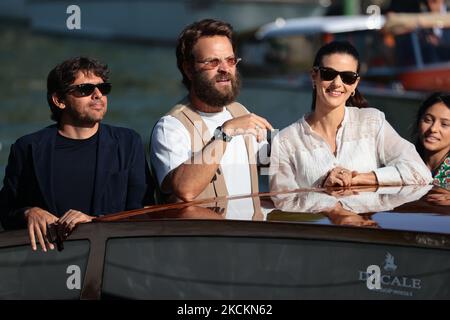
[151,108,269,197]
[269,107,432,191]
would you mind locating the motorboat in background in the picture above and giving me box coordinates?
[239,12,450,98]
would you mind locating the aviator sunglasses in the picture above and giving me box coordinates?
[196,57,242,70]
[65,82,112,97]
[313,66,359,85]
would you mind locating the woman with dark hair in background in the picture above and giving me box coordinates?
[270,41,432,191]
[415,92,450,186]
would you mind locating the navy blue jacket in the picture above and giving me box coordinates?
[0,124,154,229]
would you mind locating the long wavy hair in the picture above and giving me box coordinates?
[311,41,368,110]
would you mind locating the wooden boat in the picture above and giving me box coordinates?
[0,185,449,299]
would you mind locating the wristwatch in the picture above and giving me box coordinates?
[213,126,233,142]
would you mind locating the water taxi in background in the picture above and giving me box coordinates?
[0,185,449,299]
[239,12,450,99]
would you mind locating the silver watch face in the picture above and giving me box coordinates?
[214,127,232,142]
[214,127,222,140]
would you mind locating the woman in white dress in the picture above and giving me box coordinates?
[269,41,432,191]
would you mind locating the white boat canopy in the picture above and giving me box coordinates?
[256,15,386,40]
[256,13,450,40]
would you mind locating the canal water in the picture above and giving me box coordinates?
[0,22,421,184]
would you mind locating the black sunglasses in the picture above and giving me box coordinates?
[314,66,359,85]
[65,82,112,97]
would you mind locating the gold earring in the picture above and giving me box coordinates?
[351,91,355,97]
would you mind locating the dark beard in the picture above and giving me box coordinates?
[64,103,105,127]
[192,70,241,108]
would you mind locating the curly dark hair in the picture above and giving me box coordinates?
[46,56,109,123]
[176,19,235,90]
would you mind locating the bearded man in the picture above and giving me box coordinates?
[0,57,153,251]
[150,19,273,207]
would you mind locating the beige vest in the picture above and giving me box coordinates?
[165,97,263,220]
